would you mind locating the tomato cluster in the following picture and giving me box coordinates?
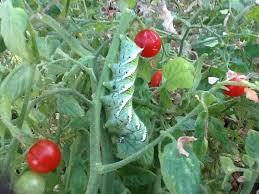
[134,29,163,87]
[15,139,61,194]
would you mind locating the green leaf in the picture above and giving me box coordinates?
[45,4,61,18]
[245,130,259,159]
[220,156,236,174]
[192,54,207,91]
[242,154,255,168]
[0,0,31,61]
[68,116,89,131]
[56,95,85,117]
[28,109,47,128]
[200,91,218,105]
[21,121,34,137]
[245,6,259,22]
[118,0,136,10]
[70,165,88,194]
[137,60,153,82]
[160,88,173,108]
[136,148,154,167]
[0,64,31,102]
[208,117,232,152]
[36,36,60,59]
[163,57,194,91]
[0,95,11,120]
[202,37,219,47]
[119,166,156,187]
[193,112,208,161]
[44,173,61,194]
[159,142,201,194]
[244,42,259,57]
[175,117,196,131]
[226,0,245,12]
[0,95,11,137]
[117,139,146,159]
[46,61,73,77]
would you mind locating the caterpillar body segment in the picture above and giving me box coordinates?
[103,78,135,94]
[104,105,133,128]
[102,36,148,158]
[111,61,138,80]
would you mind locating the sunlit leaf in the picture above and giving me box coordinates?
[163,57,194,91]
[0,0,31,61]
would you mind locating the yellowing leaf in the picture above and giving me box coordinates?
[177,136,197,157]
[163,57,194,91]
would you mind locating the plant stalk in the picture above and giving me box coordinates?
[85,11,134,194]
[99,104,202,174]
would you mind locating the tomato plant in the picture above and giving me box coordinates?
[224,77,245,97]
[149,70,163,87]
[26,139,61,173]
[134,29,162,58]
[0,0,259,194]
[14,171,45,194]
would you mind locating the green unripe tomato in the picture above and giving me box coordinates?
[14,171,45,194]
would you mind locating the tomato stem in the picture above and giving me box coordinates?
[85,11,135,194]
[37,14,94,57]
[29,88,93,111]
[99,104,203,174]
[4,65,36,180]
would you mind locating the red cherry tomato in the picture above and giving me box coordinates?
[224,77,245,97]
[26,139,61,173]
[149,70,163,87]
[134,29,162,58]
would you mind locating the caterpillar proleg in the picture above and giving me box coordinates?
[102,36,148,158]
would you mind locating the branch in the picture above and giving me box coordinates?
[99,104,203,174]
[85,11,135,194]
[29,88,93,110]
[34,14,94,57]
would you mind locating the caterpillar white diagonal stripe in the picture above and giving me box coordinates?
[102,36,148,157]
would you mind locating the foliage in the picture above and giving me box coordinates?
[0,0,258,194]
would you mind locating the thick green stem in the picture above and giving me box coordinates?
[4,22,40,174]
[28,24,41,64]
[85,11,134,194]
[99,136,163,174]
[29,88,93,111]
[55,48,97,89]
[4,65,36,178]
[37,14,94,57]
[64,135,81,192]
[101,127,115,194]
[178,26,192,56]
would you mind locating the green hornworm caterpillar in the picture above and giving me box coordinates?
[102,36,147,158]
